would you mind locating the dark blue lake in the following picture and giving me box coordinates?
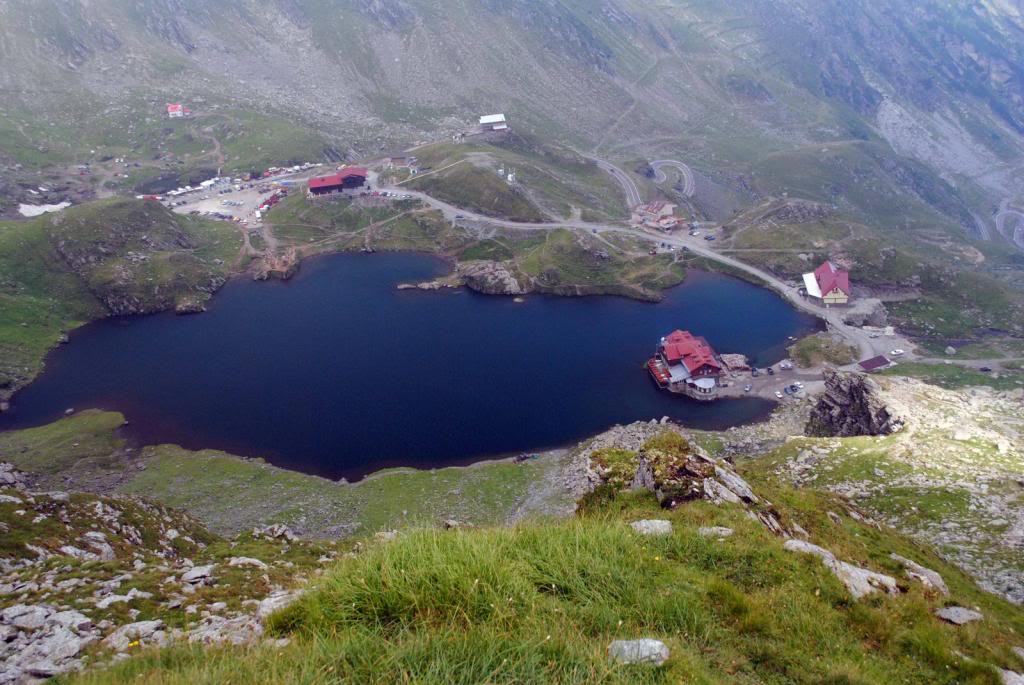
[0,253,818,480]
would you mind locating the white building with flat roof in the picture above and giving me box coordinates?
[479,113,507,131]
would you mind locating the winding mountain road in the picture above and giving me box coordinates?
[650,160,696,197]
[383,183,911,362]
[995,200,1024,250]
[594,159,641,207]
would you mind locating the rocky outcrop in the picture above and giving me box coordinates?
[806,369,902,437]
[458,261,526,296]
[841,298,888,327]
[586,426,794,538]
[783,540,899,599]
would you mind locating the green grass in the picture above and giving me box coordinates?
[879,362,1024,390]
[0,410,124,474]
[409,139,628,222]
[0,198,241,399]
[0,411,570,538]
[789,333,857,368]
[409,163,548,223]
[68,488,1024,684]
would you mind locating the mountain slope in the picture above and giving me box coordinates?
[1,0,1023,247]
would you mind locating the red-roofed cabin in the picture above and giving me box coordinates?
[813,261,850,305]
[658,330,722,379]
[308,167,368,196]
[166,103,184,118]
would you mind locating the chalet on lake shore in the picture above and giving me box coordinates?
[647,330,725,400]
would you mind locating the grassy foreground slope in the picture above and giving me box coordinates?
[68,487,1024,684]
[0,199,241,401]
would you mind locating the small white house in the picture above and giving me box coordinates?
[479,113,508,131]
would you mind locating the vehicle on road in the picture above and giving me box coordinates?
[681,246,690,252]
[869,333,880,338]
[979,366,993,372]
[704,235,716,241]
[891,349,905,357]
[751,368,759,377]
[767,367,774,375]
[744,384,752,392]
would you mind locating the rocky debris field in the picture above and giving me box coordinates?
[0,465,339,683]
[766,375,1024,604]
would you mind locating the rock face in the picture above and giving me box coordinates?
[841,298,888,327]
[806,370,902,437]
[458,261,526,296]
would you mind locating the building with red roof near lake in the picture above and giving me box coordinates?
[308,167,368,196]
[802,260,850,306]
[647,329,724,399]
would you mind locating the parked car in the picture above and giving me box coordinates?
[744,384,752,392]
[979,366,993,372]
[890,349,905,357]
[704,235,716,241]
[767,367,774,375]
[775,391,784,399]
[751,368,760,377]
[783,387,793,395]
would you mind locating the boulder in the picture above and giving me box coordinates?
[181,565,215,584]
[1,604,51,631]
[698,526,733,539]
[783,540,899,599]
[1001,670,1024,685]
[945,346,957,356]
[188,615,262,646]
[228,557,268,570]
[257,590,302,620]
[252,524,298,542]
[934,606,983,625]
[630,520,673,537]
[890,554,949,595]
[608,639,670,666]
[47,610,92,634]
[102,620,166,651]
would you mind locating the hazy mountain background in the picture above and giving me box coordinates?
[1,0,1024,245]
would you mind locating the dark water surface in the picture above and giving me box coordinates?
[1,253,819,480]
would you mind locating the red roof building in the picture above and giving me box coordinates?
[166,103,184,118]
[814,261,850,296]
[308,167,368,195]
[659,330,722,377]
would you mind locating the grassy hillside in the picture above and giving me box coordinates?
[266,195,685,301]
[66,487,1024,684]
[408,139,629,222]
[0,411,574,538]
[0,199,241,401]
